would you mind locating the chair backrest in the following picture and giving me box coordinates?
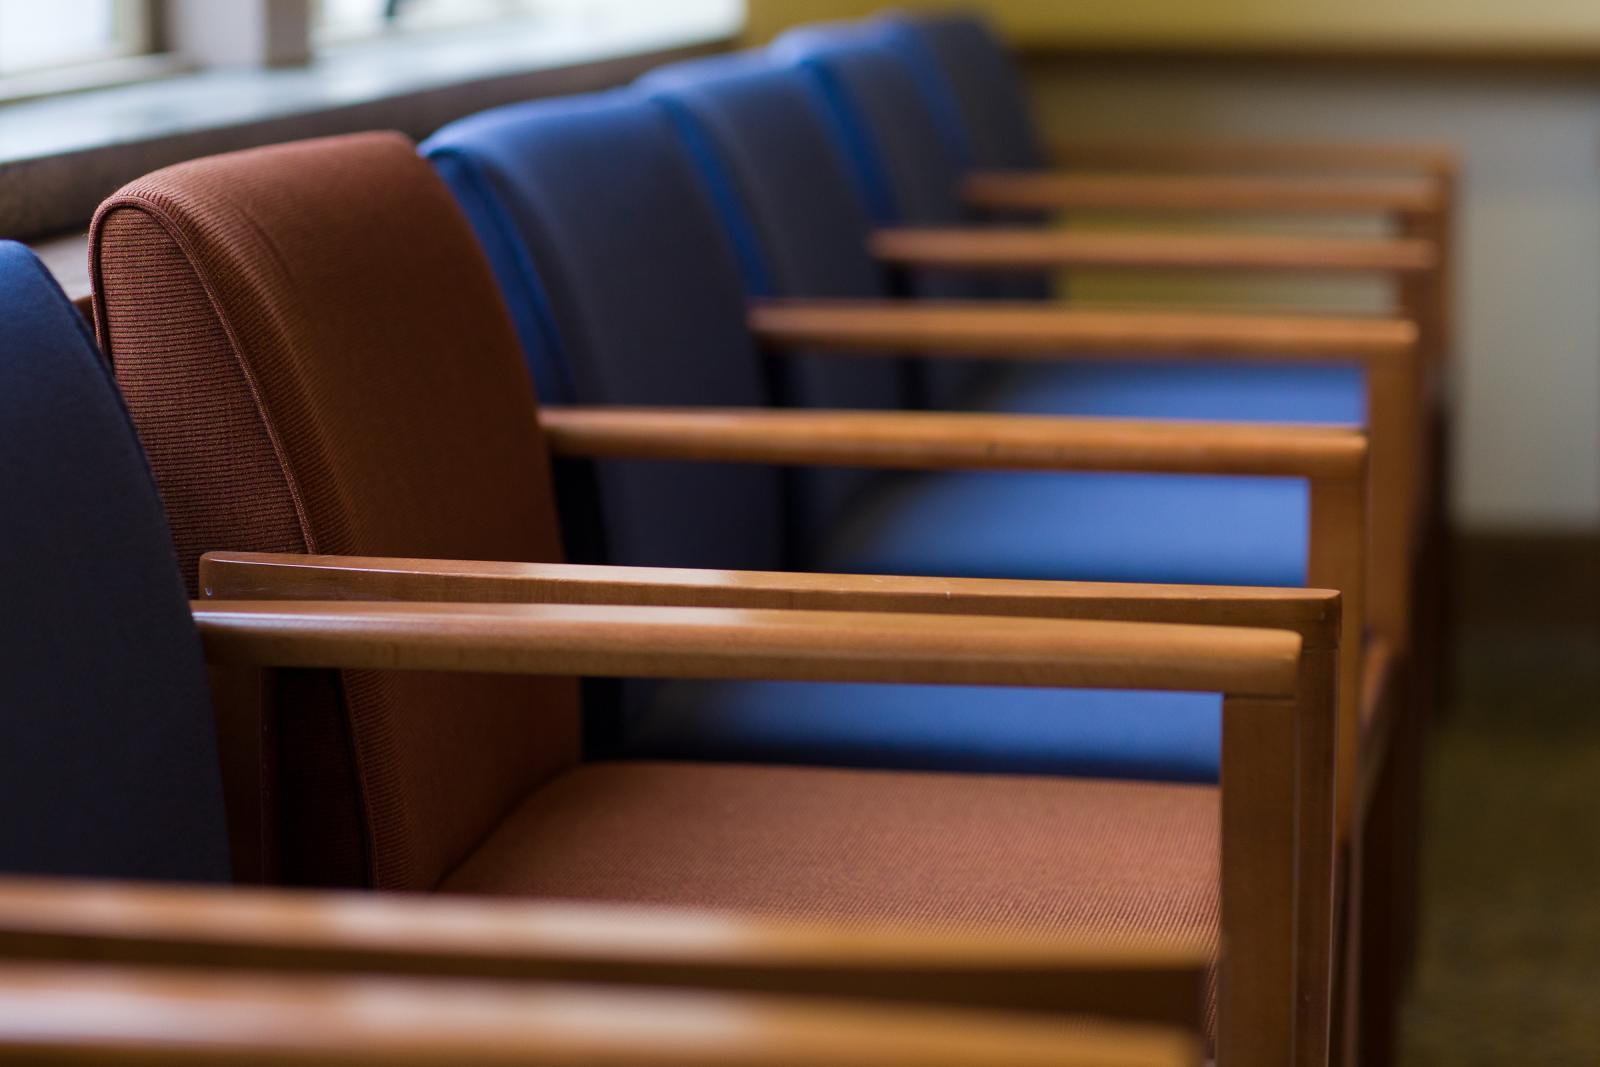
[422,93,787,572]
[873,12,1044,171]
[771,25,970,235]
[641,54,915,535]
[769,25,1013,407]
[0,241,230,883]
[90,133,580,893]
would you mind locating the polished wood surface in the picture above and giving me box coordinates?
[962,172,1441,216]
[868,229,1436,274]
[1306,477,1369,845]
[1047,137,1459,178]
[0,964,1202,1067]
[0,878,1207,1030]
[199,552,1341,646]
[192,600,1303,697]
[747,298,1413,671]
[749,299,1416,358]
[1220,691,1299,1066]
[539,406,1367,480]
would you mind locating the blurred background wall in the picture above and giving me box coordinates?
[747,0,1600,534]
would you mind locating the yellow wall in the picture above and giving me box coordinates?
[744,0,1600,50]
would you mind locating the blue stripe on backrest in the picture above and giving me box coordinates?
[0,241,230,882]
[652,95,774,299]
[768,52,898,224]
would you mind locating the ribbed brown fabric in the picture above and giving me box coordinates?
[443,762,1220,1033]
[90,133,579,891]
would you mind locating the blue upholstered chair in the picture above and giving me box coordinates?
[420,94,1368,781]
[0,241,232,883]
[767,22,1370,426]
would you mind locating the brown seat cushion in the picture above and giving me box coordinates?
[443,761,1219,1027]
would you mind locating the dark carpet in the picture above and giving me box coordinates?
[1398,541,1600,1065]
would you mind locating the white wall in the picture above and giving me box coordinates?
[1030,61,1600,531]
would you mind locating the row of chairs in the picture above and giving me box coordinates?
[0,10,1455,1066]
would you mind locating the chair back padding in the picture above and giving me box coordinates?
[641,55,914,536]
[0,242,229,883]
[773,26,970,234]
[869,14,1055,303]
[90,134,579,892]
[874,12,1044,170]
[422,94,786,571]
[770,25,1008,407]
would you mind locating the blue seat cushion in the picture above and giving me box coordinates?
[630,679,1221,782]
[814,468,1309,588]
[973,360,1366,426]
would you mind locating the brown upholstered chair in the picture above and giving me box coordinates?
[90,132,1339,1066]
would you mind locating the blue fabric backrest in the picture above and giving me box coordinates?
[872,12,1056,312]
[770,24,1009,407]
[422,93,786,572]
[641,54,917,536]
[771,25,970,235]
[874,12,1044,170]
[0,242,230,882]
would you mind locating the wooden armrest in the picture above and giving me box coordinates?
[962,171,1442,216]
[1047,136,1459,178]
[538,406,1366,480]
[192,600,1301,698]
[869,228,1436,274]
[199,552,1341,647]
[0,877,1206,1029]
[750,299,1416,359]
[0,964,1200,1067]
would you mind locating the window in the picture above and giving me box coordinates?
[312,0,723,42]
[0,0,147,76]
[315,0,546,41]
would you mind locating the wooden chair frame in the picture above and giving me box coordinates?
[0,874,1208,1030]
[0,959,1202,1067]
[188,555,1346,1067]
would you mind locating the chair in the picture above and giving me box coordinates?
[85,135,1341,1064]
[0,237,1225,1033]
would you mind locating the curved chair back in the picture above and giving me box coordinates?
[423,94,787,572]
[0,242,229,883]
[90,134,580,892]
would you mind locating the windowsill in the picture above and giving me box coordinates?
[0,54,197,107]
[2,3,740,242]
